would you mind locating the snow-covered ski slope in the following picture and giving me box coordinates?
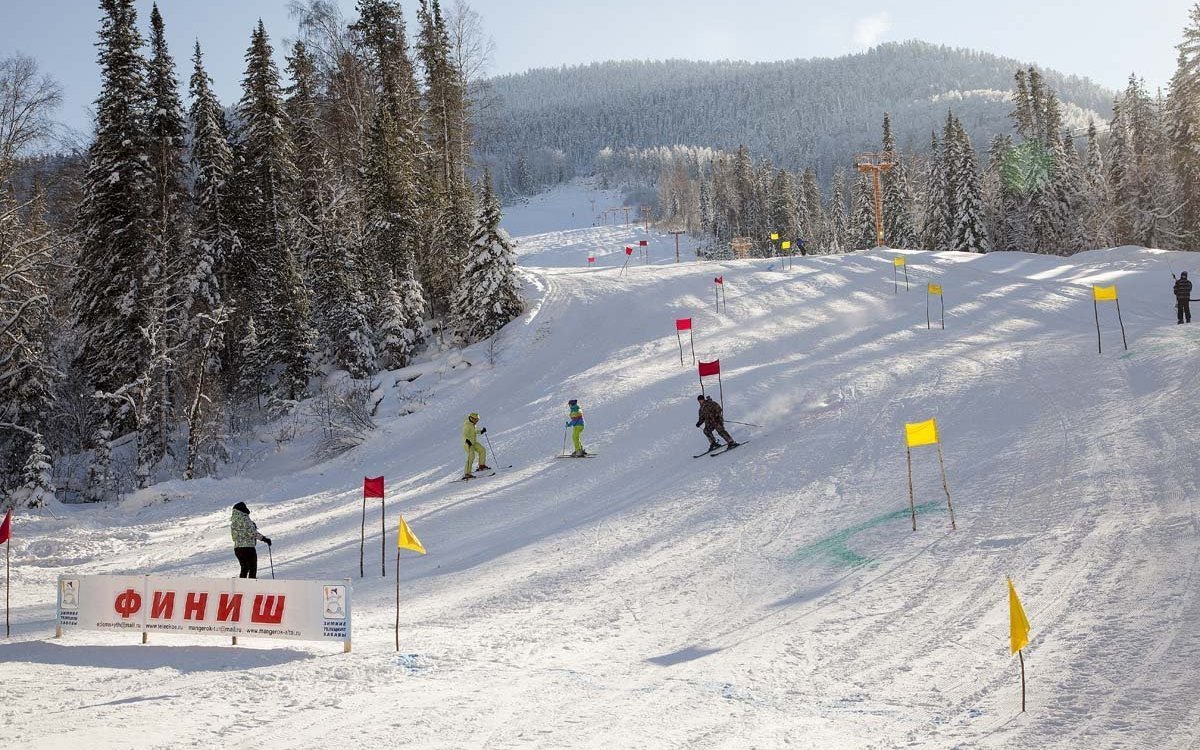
[3,181,1199,749]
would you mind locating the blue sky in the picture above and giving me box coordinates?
[1,0,1193,136]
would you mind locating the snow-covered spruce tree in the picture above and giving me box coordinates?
[827,167,849,253]
[451,170,521,343]
[949,120,990,253]
[234,21,315,401]
[84,426,114,503]
[984,134,1017,250]
[768,169,800,249]
[287,40,375,378]
[799,168,823,249]
[12,433,53,508]
[378,264,427,369]
[881,113,918,247]
[1079,121,1113,248]
[140,2,188,475]
[72,0,153,430]
[1169,5,1200,247]
[851,173,877,250]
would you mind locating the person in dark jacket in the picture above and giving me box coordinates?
[696,395,738,451]
[231,502,271,578]
[1174,271,1192,324]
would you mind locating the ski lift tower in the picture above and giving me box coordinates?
[854,152,897,247]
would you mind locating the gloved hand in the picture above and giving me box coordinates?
[565,421,571,427]
[263,537,272,546]
[480,427,487,434]
[465,439,471,446]
[695,421,702,428]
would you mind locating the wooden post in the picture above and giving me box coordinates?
[1115,299,1128,351]
[1019,649,1026,712]
[232,636,238,646]
[1094,300,1103,354]
[907,447,917,531]
[395,547,400,652]
[142,631,148,644]
[937,442,956,530]
[359,495,366,578]
[381,496,386,577]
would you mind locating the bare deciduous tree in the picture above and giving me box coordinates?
[0,54,62,179]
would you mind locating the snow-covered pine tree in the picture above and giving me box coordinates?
[72,0,154,430]
[768,169,800,250]
[800,168,823,249]
[881,113,918,247]
[1080,122,1113,248]
[984,134,1017,251]
[1168,5,1200,247]
[234,21,315,401]
[141,2,188,475]
[827,167,849,253]
[287,40,375,378]
[920,130,951,251]
[451,169,521,343]
[378,264,427,369]
[84,426,114,503]
[12,433,53,508]
[851,173,877,250]
[949,120,990,253]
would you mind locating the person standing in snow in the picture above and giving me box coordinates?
[566,399,588,456]
[462,412,491,479]
[231,502,271,579]
[1174,271,1192,324]
[696,395,738,451]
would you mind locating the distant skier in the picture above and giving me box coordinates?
[696,395,738,452]
[231,502,271,579]
[797,237,807,257]
[462,412,491,479]
[1174,271,1192,324]
[566,399,588,456]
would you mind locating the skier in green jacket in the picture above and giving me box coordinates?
[566,399,588,456]
[462,413,491,479]
[231,502,271,578]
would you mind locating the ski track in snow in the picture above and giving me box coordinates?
[2,181,1199,748]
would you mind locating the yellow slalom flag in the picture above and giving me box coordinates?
[894,256,906,267]
[397,515,426,554]
[781,240,792,250]
[1008,578,1030,654]
[1093,285,1118,301]
[904,418,939,448]
[770,232,779,240]
[928,283,942,296]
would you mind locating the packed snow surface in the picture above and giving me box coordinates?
[2,182,1199,748]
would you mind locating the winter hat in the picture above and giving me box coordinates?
[568,399,577,405]
[468,412,479,421]
[233,502,249,514]
[1183,271,1189,279]
[697,395,706,401]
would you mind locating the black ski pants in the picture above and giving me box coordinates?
[704,421,734,446]
[1178,299,1192,324]
[235,546,258,578]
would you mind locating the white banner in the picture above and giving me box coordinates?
[56,575,352,648]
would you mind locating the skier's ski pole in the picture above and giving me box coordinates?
[268,543,275,579]
[561,425,569,457]
[724,420,763,428]
[484,432,501,465]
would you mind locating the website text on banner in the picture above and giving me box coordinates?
[56,575,353,652]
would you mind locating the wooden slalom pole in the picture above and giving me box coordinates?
[1115,299,1128,351]
[359,495,366,578]
[676,330,684,366]
[937,442,956,530]
[395,546,400,652]
[1019,649,1026,712]
[926,293,931,330]
[689,329,696,364]
[381,496,386,577]
[5,535,9,638]
[940,294,945,330]
[907,447,917,531]
[717,371,724,410]
[903,264,909,291]
[1094,300,1102,354]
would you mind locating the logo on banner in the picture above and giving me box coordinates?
[323,586,347,619]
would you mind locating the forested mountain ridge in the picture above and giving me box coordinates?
[477,40,1113,192]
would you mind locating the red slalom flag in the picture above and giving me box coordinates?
[0,509,10,544]
[364,476,385,499]
[676,318,692,331]
[625,246,633,255]
[698,359,721,377]
[714,276,724,285]
[639,240,648,247]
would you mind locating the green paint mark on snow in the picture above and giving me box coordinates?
[791,501,944,568]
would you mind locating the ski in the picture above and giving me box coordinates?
[455,472,496,483]
[710,440,748,457]
[555,454,597,459]
[693,446,721,458]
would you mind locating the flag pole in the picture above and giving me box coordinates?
[1019,648,1026,712]
[5,534,9,638]
[717,371,724,409]
[941,294,945,330]
[904,264,909,291]
[394,546,400,652]
[381,495,386,577]
[689,329,695,364]
[937,442,956,530]
[1115,299,1128,350]
[1094,299,1102,354]
[907,447,917,531]
[926,292,931,330]
[359,494,366,578]
[894,265,898,295]
[676,330,684,366]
